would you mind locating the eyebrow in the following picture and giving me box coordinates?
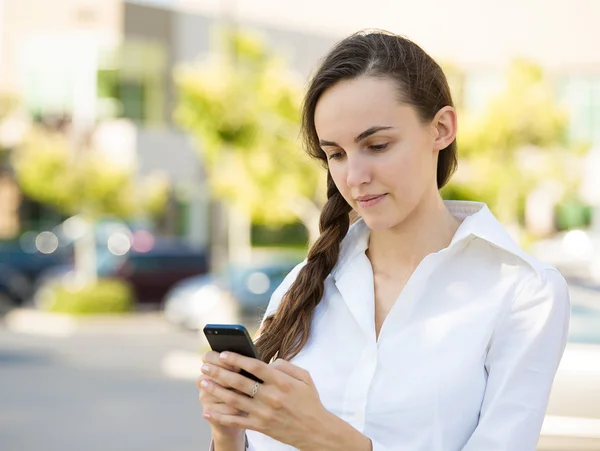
[319,126,394,148]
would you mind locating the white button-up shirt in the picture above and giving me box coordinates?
[237,201,570,451]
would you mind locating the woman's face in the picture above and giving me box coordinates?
[314,76,453,231]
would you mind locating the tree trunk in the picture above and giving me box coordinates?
[74,216,97,285]
[290,197,322,246]
[228,205,252,264]
[304,211,320,246]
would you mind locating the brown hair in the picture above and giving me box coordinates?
[255,30,457,362]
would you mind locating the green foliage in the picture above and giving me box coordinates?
[460,61,569,158]
[12,127,168,219]
[174,30,324,225]
[44,278,133,315]
[456,60,586,224]
[251,221,309,248]
[555,197,592,231]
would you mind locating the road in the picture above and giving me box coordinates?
[0,324,212,451]
[0,281,599,451]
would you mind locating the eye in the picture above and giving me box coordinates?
[368,143,389,151]
[327,151,345,161]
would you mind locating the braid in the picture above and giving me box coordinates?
[255,173,351,362]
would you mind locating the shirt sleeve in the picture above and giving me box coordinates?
[208,435,254,450]
[369,438,401,450]
[461,268,571,451]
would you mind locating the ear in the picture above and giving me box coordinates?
[431,106,457,153]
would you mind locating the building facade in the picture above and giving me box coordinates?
[0,0,599,242]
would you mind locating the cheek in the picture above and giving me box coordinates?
[379,149,414,185]
[392,140,433,177]
[328,165,352,198]
[379,146,433,198]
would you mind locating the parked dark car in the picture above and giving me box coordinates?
[0,241,70,310]
[0,266,32,313]
[36,238,209,305]
[103,241,209,303]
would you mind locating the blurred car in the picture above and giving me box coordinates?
[0,240,70,310]
[163,261,299,330]
[531,229,600,281]
[35,236,209,305]
[566,282,600,344]
[0,240,70,279]
[0,266,33,314]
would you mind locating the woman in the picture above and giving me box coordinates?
[198,30,570,451]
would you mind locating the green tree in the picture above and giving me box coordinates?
[174,30,324,255]
[12,126,168,281]
[451,60,587,227]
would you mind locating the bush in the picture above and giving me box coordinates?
[43,278,134,315]
[555,198,592,231]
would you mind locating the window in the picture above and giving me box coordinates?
[558,75,600,148]
[96,41,167,126]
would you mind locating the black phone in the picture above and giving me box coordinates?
[203,324,263,383]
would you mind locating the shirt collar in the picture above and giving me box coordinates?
[332,200,530,279]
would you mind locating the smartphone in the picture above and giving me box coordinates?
[203,324,263,383]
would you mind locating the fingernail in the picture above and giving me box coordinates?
[200,380,209,388]
[201,364,210,373]
[219,352,229,360]
[203,412,211,419]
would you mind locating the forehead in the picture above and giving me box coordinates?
[314,76,416,140]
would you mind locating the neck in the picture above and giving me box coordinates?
[366,192,460,275]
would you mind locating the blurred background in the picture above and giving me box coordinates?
[0,0,599,450]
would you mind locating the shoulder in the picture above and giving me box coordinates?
[452,202,566,288]
[263,259,308,318]
[514,264,570,312]
[484,243,570,341]
[262,219,368,318]
[471,234,569,307]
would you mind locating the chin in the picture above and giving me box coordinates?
[360,213,403,231]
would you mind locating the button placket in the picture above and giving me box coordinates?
[342,342,378,431]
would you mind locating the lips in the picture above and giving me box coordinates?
[356,193,387,208]
[356,194,385,202]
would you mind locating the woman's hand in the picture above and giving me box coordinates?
[199,352,348,450]
[197,351,247,445]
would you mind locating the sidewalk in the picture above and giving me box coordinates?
[2,307,176,337]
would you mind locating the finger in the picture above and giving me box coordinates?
[201,400,243,416]
[198,375,237,403]
[204,410,256,431]
[201,363,256,397]
[198,375,251,404]
[198,388,223,404]
[271,359,311,385]
[218,352,277,385]
[202,351,240,372]
[200,379,254,414]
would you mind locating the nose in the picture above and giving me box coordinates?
[346,154,371,187]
